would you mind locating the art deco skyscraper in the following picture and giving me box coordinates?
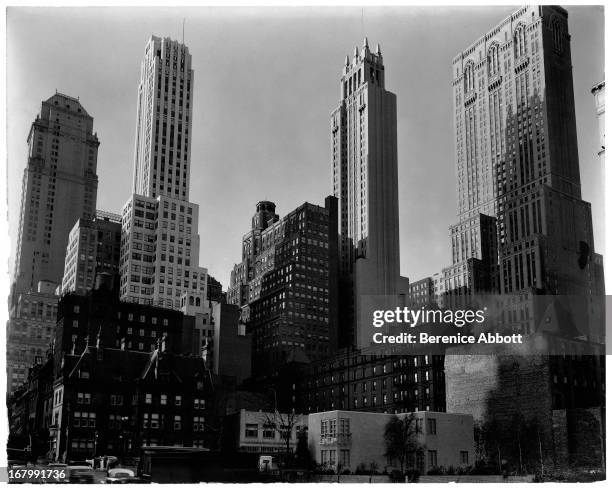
[12,93,99,298]
[8,93,99,393]
[331,39,401,346]
[132,36,193,201]
[445,6,605,467]
[445,6,602,315]
[119,36,208,309]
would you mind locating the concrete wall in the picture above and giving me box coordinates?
[308,410,474,473]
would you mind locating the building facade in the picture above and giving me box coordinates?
[443,5,606,470]
[331,39,401,347]
[8,93,100,394]
[120,36,209,310]
[7,281,59,394]
[48,342,214,462]
[61,211,122,295]
[12,93,99,298]
[222,409,307,455]
[293,350,445,415]
[228,198,339,375]
[308,410,474,474]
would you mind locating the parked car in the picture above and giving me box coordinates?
[105,468,136,484]
[64,465,95,484]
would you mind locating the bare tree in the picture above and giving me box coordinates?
[383,413,421,473]
[263,409,303,465]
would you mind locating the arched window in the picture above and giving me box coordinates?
[464,63,475,92]
[552,19,563,52]
[487,44,500,77]
[196,297,201,307]
[514,25,527,59]
[189,296,194,306]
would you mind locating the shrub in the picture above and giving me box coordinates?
[405,469,420,482]
[388,470,404,482]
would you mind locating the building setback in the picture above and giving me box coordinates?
[228,197,339,376]
[120,36,209,310]
[61,211,122,295]
[331,39,403,347]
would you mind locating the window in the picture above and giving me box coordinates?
[460,451,469,464]
[110,394,123,406]
[175,395,182,406]
[194,398,205,409]
[160,394,167,405]
[145,393,152,404]
[193,416,205,431]
[245,423,258,438]
[174,415,182,430]
[263,425,275,439]
[427,418,437,435]
[428,450,437,468]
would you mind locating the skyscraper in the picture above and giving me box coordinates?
[331,39,401,346]
[227,197,339,375]
[444,6,605,468]
[8,92,99,393]
[132,36,193,201]
[446,6,602,313]
[119,36,208,309]
[12,93,99,299]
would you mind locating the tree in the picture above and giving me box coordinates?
[263,409,303,465]
[294,426,314,469]
[383,413,421,473]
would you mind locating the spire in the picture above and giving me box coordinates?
[353,46,359,58]
[363,37,369,48]
[376,43,381,55]
[345,55,350,66]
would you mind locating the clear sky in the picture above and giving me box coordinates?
[6,5,605,290]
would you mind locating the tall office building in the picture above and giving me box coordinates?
[132,36,193,201]
[445,6,605,468]
[119,36,209,309]
[446,6,602,311]
[228,198,339,375]
[8,93,99,394]
[11,93,99,299]
[331,39,401,346]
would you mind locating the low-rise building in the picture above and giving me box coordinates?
[307,410,474,474]
[222,409,307,455]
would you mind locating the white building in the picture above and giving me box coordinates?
[120,36,208,310]
[224,409,308,454]
[331,39,401,347]
[308,410,474,474]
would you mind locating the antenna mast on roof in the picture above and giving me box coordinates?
[182,18,185,44]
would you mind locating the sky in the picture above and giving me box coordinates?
[5,5,605,290]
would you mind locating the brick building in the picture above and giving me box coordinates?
[228,197,339,376]
[48,340,214,461]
